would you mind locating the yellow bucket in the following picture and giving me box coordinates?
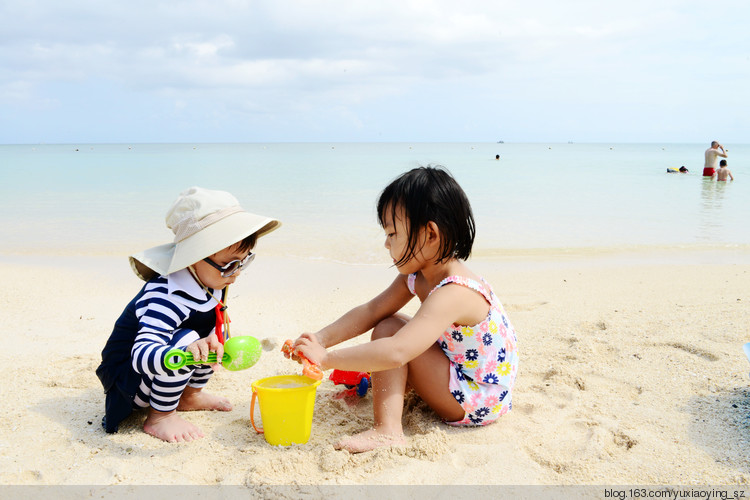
[250,375,322,446]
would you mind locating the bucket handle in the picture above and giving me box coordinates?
[250,388,263,434]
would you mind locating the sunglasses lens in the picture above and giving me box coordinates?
[221,253,254,277]
[223,262,241,276]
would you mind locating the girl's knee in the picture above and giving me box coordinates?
[371,314,409,340]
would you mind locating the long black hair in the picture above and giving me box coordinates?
[377,166,475,267]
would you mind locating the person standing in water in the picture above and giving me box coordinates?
[704,141,728,177]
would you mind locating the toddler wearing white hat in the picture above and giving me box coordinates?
[96,187,280,442]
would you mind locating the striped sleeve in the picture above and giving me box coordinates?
[131,278,193,376]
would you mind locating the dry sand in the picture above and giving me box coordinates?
[1,249,749,488]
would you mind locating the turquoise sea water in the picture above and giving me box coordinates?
[1,142,748,263]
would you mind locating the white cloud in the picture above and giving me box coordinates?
[171,35,235,58]
[1,0,749,142]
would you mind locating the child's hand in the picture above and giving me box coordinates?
[186,333,224,365]
[294,335,328,370]
[282,335,326,379]
[283,333,316,362]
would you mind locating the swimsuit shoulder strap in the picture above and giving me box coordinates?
[407,273,417,295]
[428,275,493,304]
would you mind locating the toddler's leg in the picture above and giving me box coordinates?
[404,342,465,422]
[141,371,205,443]
[335,314,465,453]
[177,366,232,412]
[137,330,230,442]
[133,328,200,411]
[335,314,410,453]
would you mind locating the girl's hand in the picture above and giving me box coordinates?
[186,332,224,366]
[283,333,318,362]
[294,334,329,369]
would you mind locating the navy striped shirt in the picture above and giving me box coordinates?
[130,269,220,376]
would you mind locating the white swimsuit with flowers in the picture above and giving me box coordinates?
[407,273,519,426]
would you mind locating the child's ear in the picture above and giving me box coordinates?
[424,222,442,262]
[425,221,440,242]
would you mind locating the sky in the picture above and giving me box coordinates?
[1,0,749,144]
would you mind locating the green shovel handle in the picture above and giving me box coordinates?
[164,348,224,370]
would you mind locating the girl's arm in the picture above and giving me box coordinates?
[299,283,479,372]
[308,274,414,349]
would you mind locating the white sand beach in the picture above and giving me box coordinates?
[1,248,749,488]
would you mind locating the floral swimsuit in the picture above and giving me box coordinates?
[407,273,519,426]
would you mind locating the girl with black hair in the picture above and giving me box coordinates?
[289,166,519,453]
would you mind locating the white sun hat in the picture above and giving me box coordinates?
[129,186,281,281]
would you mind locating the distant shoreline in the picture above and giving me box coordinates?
[2,141,747,147]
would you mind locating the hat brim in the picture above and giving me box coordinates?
[130,212,280,281]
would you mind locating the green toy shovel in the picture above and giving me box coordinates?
[164,335,262,371]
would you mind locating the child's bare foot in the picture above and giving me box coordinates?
[177,387,233,412]
[143,409,204,443]
[334,428,407,453]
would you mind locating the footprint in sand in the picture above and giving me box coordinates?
[665,342,719,361]
[542,367,587,391]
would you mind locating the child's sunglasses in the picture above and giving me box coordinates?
[203,253,255,277]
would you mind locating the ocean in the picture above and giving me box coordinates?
[1,142,748,264]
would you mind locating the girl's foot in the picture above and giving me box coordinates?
[177,389,233,412]
[334,428,407,453]
[143,410,204,443]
